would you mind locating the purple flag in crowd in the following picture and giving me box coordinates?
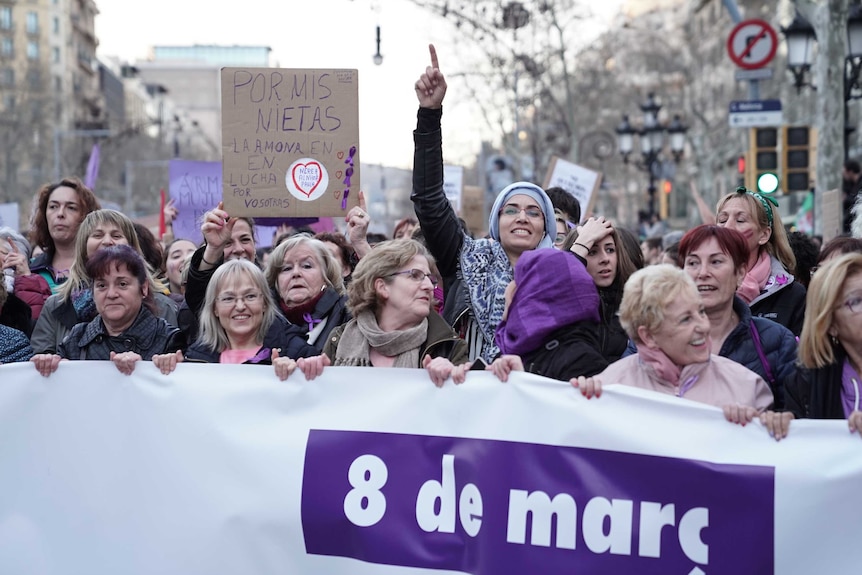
[84,143,101,190]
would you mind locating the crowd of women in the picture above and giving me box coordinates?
[1,45,861,442]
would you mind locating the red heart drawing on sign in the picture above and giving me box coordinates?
[336,170,343,179]
[337,151,345,160]
[291,161,323,198]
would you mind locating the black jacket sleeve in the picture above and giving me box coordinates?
[185,246,221,318]
[411,107,464,279]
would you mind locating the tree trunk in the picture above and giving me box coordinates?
[798,0,848,236]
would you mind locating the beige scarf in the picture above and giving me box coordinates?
[333,310,428,368]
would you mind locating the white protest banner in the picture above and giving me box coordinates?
[168,160,222,245]
[0,202,19,231]
[542,156,602,223]
[443,165,464,213]
[0,362,860,574]
[221,68,360,219]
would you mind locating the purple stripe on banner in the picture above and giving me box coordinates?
[302,430,774,574]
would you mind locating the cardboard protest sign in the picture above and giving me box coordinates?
[443,165,464,213]
[542,157,603,223]
[221,68,360,218]
[168,160,222,245]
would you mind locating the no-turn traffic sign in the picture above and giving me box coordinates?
[727,19,778,70]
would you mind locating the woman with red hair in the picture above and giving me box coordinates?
[677,224,798,411]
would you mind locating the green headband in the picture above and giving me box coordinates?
[735,186,779,228]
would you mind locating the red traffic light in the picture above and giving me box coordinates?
[737,155,746,174]
[663,181,672,194]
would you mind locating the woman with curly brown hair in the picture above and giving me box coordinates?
[28,178,101,295]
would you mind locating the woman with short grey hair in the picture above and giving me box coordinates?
[264,235,350,350]
[572,265,790,439]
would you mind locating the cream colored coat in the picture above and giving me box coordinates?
[597,353,774,412]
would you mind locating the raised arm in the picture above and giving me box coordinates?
[185,201,234,316]
[411,44,464,279]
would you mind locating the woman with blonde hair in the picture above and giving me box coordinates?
[30,209,178,354]
[324,239,468,386]
[715,186,806,335]
[788,253,862,435]
[152,259,326,380]
[264,235,350,350]
[571,264,785,436]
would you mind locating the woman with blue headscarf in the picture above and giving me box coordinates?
[411,45,556,362]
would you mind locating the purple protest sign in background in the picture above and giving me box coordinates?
[168,160,222,245]
[302,430,774,575]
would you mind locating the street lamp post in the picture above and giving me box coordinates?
[782,6,862,160]
[615,93,687,219]
[372,25,383,66]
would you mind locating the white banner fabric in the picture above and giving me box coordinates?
[0,362,860,574]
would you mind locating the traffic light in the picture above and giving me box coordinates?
[783,126,815,192]
[659,180,671,219]
[748,127,779,194]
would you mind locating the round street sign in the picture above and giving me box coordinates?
[727,19,778,70]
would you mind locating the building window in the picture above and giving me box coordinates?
[0,7,12,30]
[2,94,14,112]
[52,16,59,34]
[1,38,12,59]
[52,46,59,63]
[26,12,38,35]
[1,68,14,86]
[27,40,39,60]
[27,68,41,89]
[54,75,61,91]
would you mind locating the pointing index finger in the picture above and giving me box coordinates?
[429,44,439,71]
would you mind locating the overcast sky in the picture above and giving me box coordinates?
[96,0,622,169]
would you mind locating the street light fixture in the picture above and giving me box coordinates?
[668,115,687,161]
[372,25,383,66]
[782,6,862,159]
[781,12,816,93]
[615,92,687,219]
[615,115,635,160]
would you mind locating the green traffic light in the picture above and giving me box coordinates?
[757,172,779,194]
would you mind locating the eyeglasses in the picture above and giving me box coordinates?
[386,269,439,287]
[499,205,543,219]
[216,292,262,306]
[841,294,862,314]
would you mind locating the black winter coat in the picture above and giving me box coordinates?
[786,348,846,420]
[411,107,470,330]
[184,314,319,364]
[58,305,184,361]
[280,287,351,352]
[597,284,628,363]
[749,279,806,336]
[0,293,33,337]
[519,322,609,381]
[720,296,798,410]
